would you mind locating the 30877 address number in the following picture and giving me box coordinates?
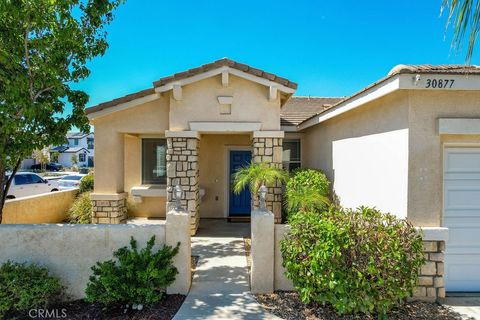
[425,78,455,88]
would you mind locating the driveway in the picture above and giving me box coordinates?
[443,296,480,320]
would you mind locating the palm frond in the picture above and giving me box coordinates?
[285,187,330,213]
[442,0,480,63]
[232,161,288,195]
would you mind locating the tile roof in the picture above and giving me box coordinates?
[387,64,480,76]
[66,132,89,139]
[152,58,298,90]
[86,58,297,116]
[86,88,156,115]
[281,97,343,126]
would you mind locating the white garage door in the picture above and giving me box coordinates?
[444,147,480,292]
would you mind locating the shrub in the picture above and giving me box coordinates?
[67,191,92,224]
[79,172,94,193]
[85,236,179,308]
[0,261,62,317]
[285,169,330,216]
[281,207,425,317]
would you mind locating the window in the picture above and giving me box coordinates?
[79,153,86,162]
[14,174,28,185]
[282,139,301,171]
[29,174,44,184]
[142,139,167,185]
[73,139,79,146]
[87,138,94,150]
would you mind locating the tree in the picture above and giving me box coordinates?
[0,0,124,222]
[32,148,49,172]
[232,162,289,208]
[442,0,480,62]
[50,151,59,163]
[71,154,78,167]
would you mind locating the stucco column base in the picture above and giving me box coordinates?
[166,209,191,294]
[251,208,274,293]
[90,193,128,224]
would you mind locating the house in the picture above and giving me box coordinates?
[86,58,480,296]
[50,132,94,167]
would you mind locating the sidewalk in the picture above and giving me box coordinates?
[173,220,281,320]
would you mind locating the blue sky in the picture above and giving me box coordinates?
[76,0,466,107]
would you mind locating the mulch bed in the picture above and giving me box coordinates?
[6,256,200,320]
[255,291,464,320]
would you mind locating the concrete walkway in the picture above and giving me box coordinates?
[173,219,281,320]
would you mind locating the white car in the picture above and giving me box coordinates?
[5,172,59,199]
[58,174,86,190]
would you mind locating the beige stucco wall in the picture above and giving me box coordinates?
[169,75,281,131]
[198,134,251,218]
[0,224,166,299]
[407,90,480,226]
[3,189,77,224]
[302,91,410,218]
[92,98,169,194]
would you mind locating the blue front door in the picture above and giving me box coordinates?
[229,150,252,216]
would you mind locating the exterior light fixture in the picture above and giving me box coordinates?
[174,185,183,211]
[259,185,268,211]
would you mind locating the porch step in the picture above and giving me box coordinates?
[228,217,251,223]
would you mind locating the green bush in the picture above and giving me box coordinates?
[285,169,330,217]
[85,236,179,308]
[79,172,94,193]
[281,207,425,317]
[0,261,62,317]
[67,191,92,224]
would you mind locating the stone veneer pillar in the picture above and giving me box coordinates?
[90,193,128,224]
[165,131,200,236]
[413,228,449,302]
[252,131,284,223]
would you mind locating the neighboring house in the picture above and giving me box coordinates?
[50,132,94,168]
[86,58,480,294]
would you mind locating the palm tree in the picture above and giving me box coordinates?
[285,187,330,214]
[32,149,49,172]
[232,162,289,207]
[442,0,480,62]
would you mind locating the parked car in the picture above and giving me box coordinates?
[4,172,59,199]
[58,174,86,190]
[30,162,64,171]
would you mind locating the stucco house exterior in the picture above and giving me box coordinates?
[50,132,94,167]
[86,59,480,297]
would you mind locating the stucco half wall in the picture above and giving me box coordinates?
[3,189,77,224]
[302,91,410,219]
[0,224,166,299]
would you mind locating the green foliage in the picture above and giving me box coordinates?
[79,172,94,193]
[67,191,92,224]
[232,162,288,203]
[0,0,124,221]
[285,169,330,216]
[32,149,49,171]
[441,0,480,62]
[50,151,60,163]
[71,154,78,166]
[85,236,179,307]
[0,261,62,317]
[281,207,425,317]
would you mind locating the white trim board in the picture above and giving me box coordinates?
[189,122,262,132]
[438,118,480,135]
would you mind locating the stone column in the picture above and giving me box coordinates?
[413,227,448,302]
[252,131,284,223]
[165,131,200,235]
[90,193,128,224]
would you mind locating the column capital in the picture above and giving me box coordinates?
[252,131,284,138]
[165,130,200,139]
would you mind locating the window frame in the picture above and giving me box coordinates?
[79,153,86,162]
[141,138,167,185]
[282,138,302,172]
